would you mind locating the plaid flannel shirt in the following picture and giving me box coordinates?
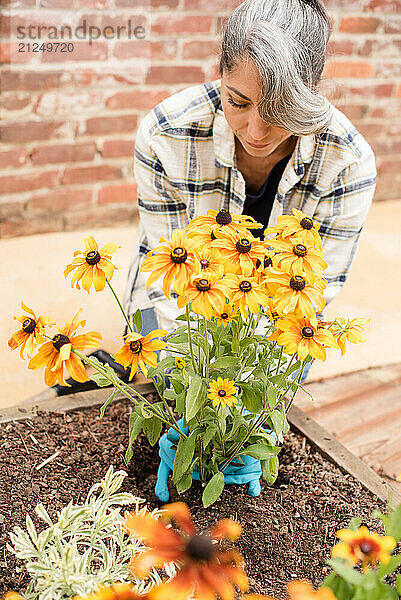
[123,79,376,332]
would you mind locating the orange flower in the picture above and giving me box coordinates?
[176,275,227,319]
[192,247,225,282]
[268,269,325,321]
[3,593,26,600]
[28,311,101,387]
[211,230,266,276]
[140,229,197,298]
[219,274,270,319]
[187,209,263,235]
[114,329,167,380]
[332,525,396,571]
[8,301,55,359]
[207,377,238,408]
[329,317,369,356]
[124,502,248,600]
[265,208,322,249]
[270,238,327,278]
[211,304,237,327]
[73,583,149,600]
[64,236,119,292]
[272,314,338,361]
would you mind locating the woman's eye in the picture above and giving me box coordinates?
[227,96,248,109]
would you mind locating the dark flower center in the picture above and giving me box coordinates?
[293,244,307,257]
[220,312,228,319]
[86,250,101,265]
[186,534,215,561]
[200,259,210,268]
[290,276,306,291]
[239,280,252,292]
[359,541,375,555]
[22,318,36,334]
[300,217,313,230]
[196,279,211,292]
[218,389,227,397]
[301,327,314,338]
[235,238,252,254]
[216,209,232,225]
[52,334,70,351]
[170,247,188,264]
[211,230,217,240]
[264,255,272,268]
[130,340,142,354]
[271,312,279,320]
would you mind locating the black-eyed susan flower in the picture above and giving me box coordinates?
[265,208,322,249]
[329,317,369,356]
[176,275,226,320]
[175,357,186,369]
[124,502,247,600]
[268,269,325,321]
[28,311,101,387]
[192,247,224,282]
[64,236,119,292]
[140,229,197,298]
[211,230,266,276]
[73,583,149,600]
[3,593,26,600]
[270,238,327,279]
[207,377,237,408]
[114,329,167,380]
[271,314,338,361]
[332,525,396,571]
[218,274,270,319]
[187,208,262,235]
[211,304,237,327]
[8,301,55,359]
[255,249,274,275]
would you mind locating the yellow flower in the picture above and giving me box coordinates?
[64,236,119,292]
[28,311,101,387]
[332,525,396,571]
[3,593,26,600]
[270,238,327,278]
[192,247,224,281]
[268,269,325,321]
[242,580,337,599]
[211,230,266,276]
[176,275,227,319]
[175,357,186,369]
[187,208,263,235]
[211,304,237,327]
[255,250,274,275]
[114,329,167,380]
[329,317,369,356]
[73,582,149,599]
[271,314,338,361]
[218,274,270,319]
[207,377,238,408]
[8,301,55,359]
[396,472,401,482]
[265,208,322,249]
[140,229,197,298]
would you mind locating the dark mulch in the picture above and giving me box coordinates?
[0,397,386,598]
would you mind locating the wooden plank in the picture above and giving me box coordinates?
[288,404,401,507]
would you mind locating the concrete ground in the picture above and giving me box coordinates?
[2,199,401,409]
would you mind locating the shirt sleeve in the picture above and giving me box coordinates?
[123,115,189,332]
[315,149,377,306]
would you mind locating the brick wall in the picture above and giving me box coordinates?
[1,0,400,238]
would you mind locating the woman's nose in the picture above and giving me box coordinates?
[247,110,270,141]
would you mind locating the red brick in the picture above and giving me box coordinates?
[31,142,97,165]
[78,13,146,30]
[359,39,401,57]
[0,15,11,37]
[35,91,106,116]
[74,68,145,87]
[184,0,240,8]
[82,114,138,136]
[183,40,220,60]
[0,170,59,194]
[106,88,169,110]
[100,139,135,158]
[384,16,401,33]
[0,214,63,238]
[146,65,205,84]
[1,12,70,36]
[63,203,137,231]
[216,16,228,35]
[152,16,213,35]
[41,42,108,63]
[0,70,72,91]
[327,39,357,55]
[336,104,367,119]
[378,159,401,174]
[0,148,28,169]
[0,93,31,111]
[1,0,35,6]
[61,165,122,185]
[116,0,178,7]
[397,83,401,97]
[375,62,401,78]
[366,0,400,11]
[324,0,368,8]
[98,183,137,204]
[27,188,93,212]
[0,42,35,64]
[113,40,177,60]
[369,138,401,154]
[370,103,401,118]
[339,16,381,33]
[40,0,108,7]
[0,198,25,220]
[1,120,67,143]
[373,174,401,200]
[324,60,373,78]
[348,83,394,97]
[354,122,387,139]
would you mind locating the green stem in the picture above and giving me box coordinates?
[284,360,307,414]
[106,278,133,333]
[203,316,209,381]
[220,411,266,471]
[185,304,197,373]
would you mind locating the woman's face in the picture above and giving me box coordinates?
[221,60,295,158]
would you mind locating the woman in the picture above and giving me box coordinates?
[123,0,376,338]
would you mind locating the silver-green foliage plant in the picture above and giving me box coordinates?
[8,466,171,600]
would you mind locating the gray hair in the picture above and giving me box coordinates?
[219,0,333,135]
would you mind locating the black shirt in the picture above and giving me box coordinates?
[242,153,292,240]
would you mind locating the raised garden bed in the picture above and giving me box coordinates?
[1,386,399,599]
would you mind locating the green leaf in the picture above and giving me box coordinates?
[240,382,264,413]
[202,424,218,449]
[211,356,240,369]
[239,338,254,348]
[320,573,353,600]
[378,553,401,578]
[202,471,225,508]
[327,558,363,585]
[176,471,193,494]
[242,442,280,460]
[132,308,143,334]
[99,389,119,419]
[170,377,185,394]
[266,386,277,410]
[172,432,197,484]
[125,412,144,463]
[396,574,401,595]
[142,415,163,446]
[374,505,401,542]
[90,372,112,387]
[185,374,204,421]
[349,517,362,530]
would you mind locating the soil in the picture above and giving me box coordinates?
[0,396,387,598]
